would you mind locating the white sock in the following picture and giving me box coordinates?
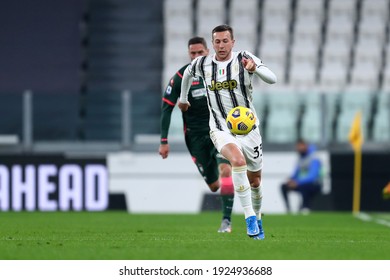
[251,186,262,220]
[232,165,255,219]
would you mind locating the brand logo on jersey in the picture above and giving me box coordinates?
[191,88,207,99]
[165,85,172,95]
[208,79,238,91]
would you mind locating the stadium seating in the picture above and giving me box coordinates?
[290,37,320,65]
[372,109,390,142]
[196,0,226,40]
[322,37,352,64]
[262,0,291,18]
[0,93,23,140]
[230,16,258,52]
[328,0,358,19]
[324,92,341,141]
[252,90,268,122]
[163,0,193,87]
[299,91,322,142]
[265,110,298,143]
[5,0,390,146]
[160,0,390,144]
[358,15,387,45]
[260,91,300,142]
[349,60,381,92]
[82,91,123,141]
[335,90,373,142]
[293,12,323,43]
[376,91,390,111]
[258,37,288,76]
[361,0,389,21]
[261,11,290,43]
[325,13,356,44]
[289,60,317,91]
[319,60,348,92]
[354,37,383,66]
[164,0,193,17]
[296,0,325,18]
[33,93,79,141]
[229,0,259,21]
[301,109,322,143]
[167,106,185,139]
[381,46,390,91]
[230,0,260,52]
[339,90,373,117]
[372,92,390,142]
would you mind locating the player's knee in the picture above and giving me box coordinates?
[208,181,220,192]
[250,178,261,189]
[229,156,246,167]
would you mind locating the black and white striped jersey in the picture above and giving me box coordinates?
[180,50,275,132]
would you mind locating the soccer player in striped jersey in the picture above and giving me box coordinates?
[179,25,277,240]
[159,37,235,233]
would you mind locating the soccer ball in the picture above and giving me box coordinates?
[226,106,256,135]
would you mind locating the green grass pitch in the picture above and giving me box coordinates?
[0,211,389,260]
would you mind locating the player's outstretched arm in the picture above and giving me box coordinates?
[242,52,277,84]
[254,65,277,84]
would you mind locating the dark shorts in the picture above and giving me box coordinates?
[185,133,230,185]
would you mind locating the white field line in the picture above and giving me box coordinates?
[355,212,390,228]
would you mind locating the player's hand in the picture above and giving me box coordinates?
[159,144,170,159]
[178,101,190,112]
[242,58,256,73]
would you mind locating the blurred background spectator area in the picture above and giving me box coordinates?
[0,0,389,151]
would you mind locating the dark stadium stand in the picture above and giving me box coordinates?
[85,0,163,92]
[0,0,85,142]
[0,0,85,93]
[0,93,23,140]
[33,93,79,141]
[81,0,163,140]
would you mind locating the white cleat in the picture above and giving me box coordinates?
[218,218,232,233]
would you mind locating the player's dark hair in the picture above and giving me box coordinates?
[188,37,207,48]
[212,24,234,40]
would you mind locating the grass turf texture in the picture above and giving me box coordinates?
[0,212,389,260]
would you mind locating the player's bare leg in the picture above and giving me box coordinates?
[220,143,260,238]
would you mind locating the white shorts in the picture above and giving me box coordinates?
[210,127,263,172]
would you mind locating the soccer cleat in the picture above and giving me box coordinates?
[257,219,265,240]
[245,216,260,237]
[250,234,263,240]
[218,218,232,233]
